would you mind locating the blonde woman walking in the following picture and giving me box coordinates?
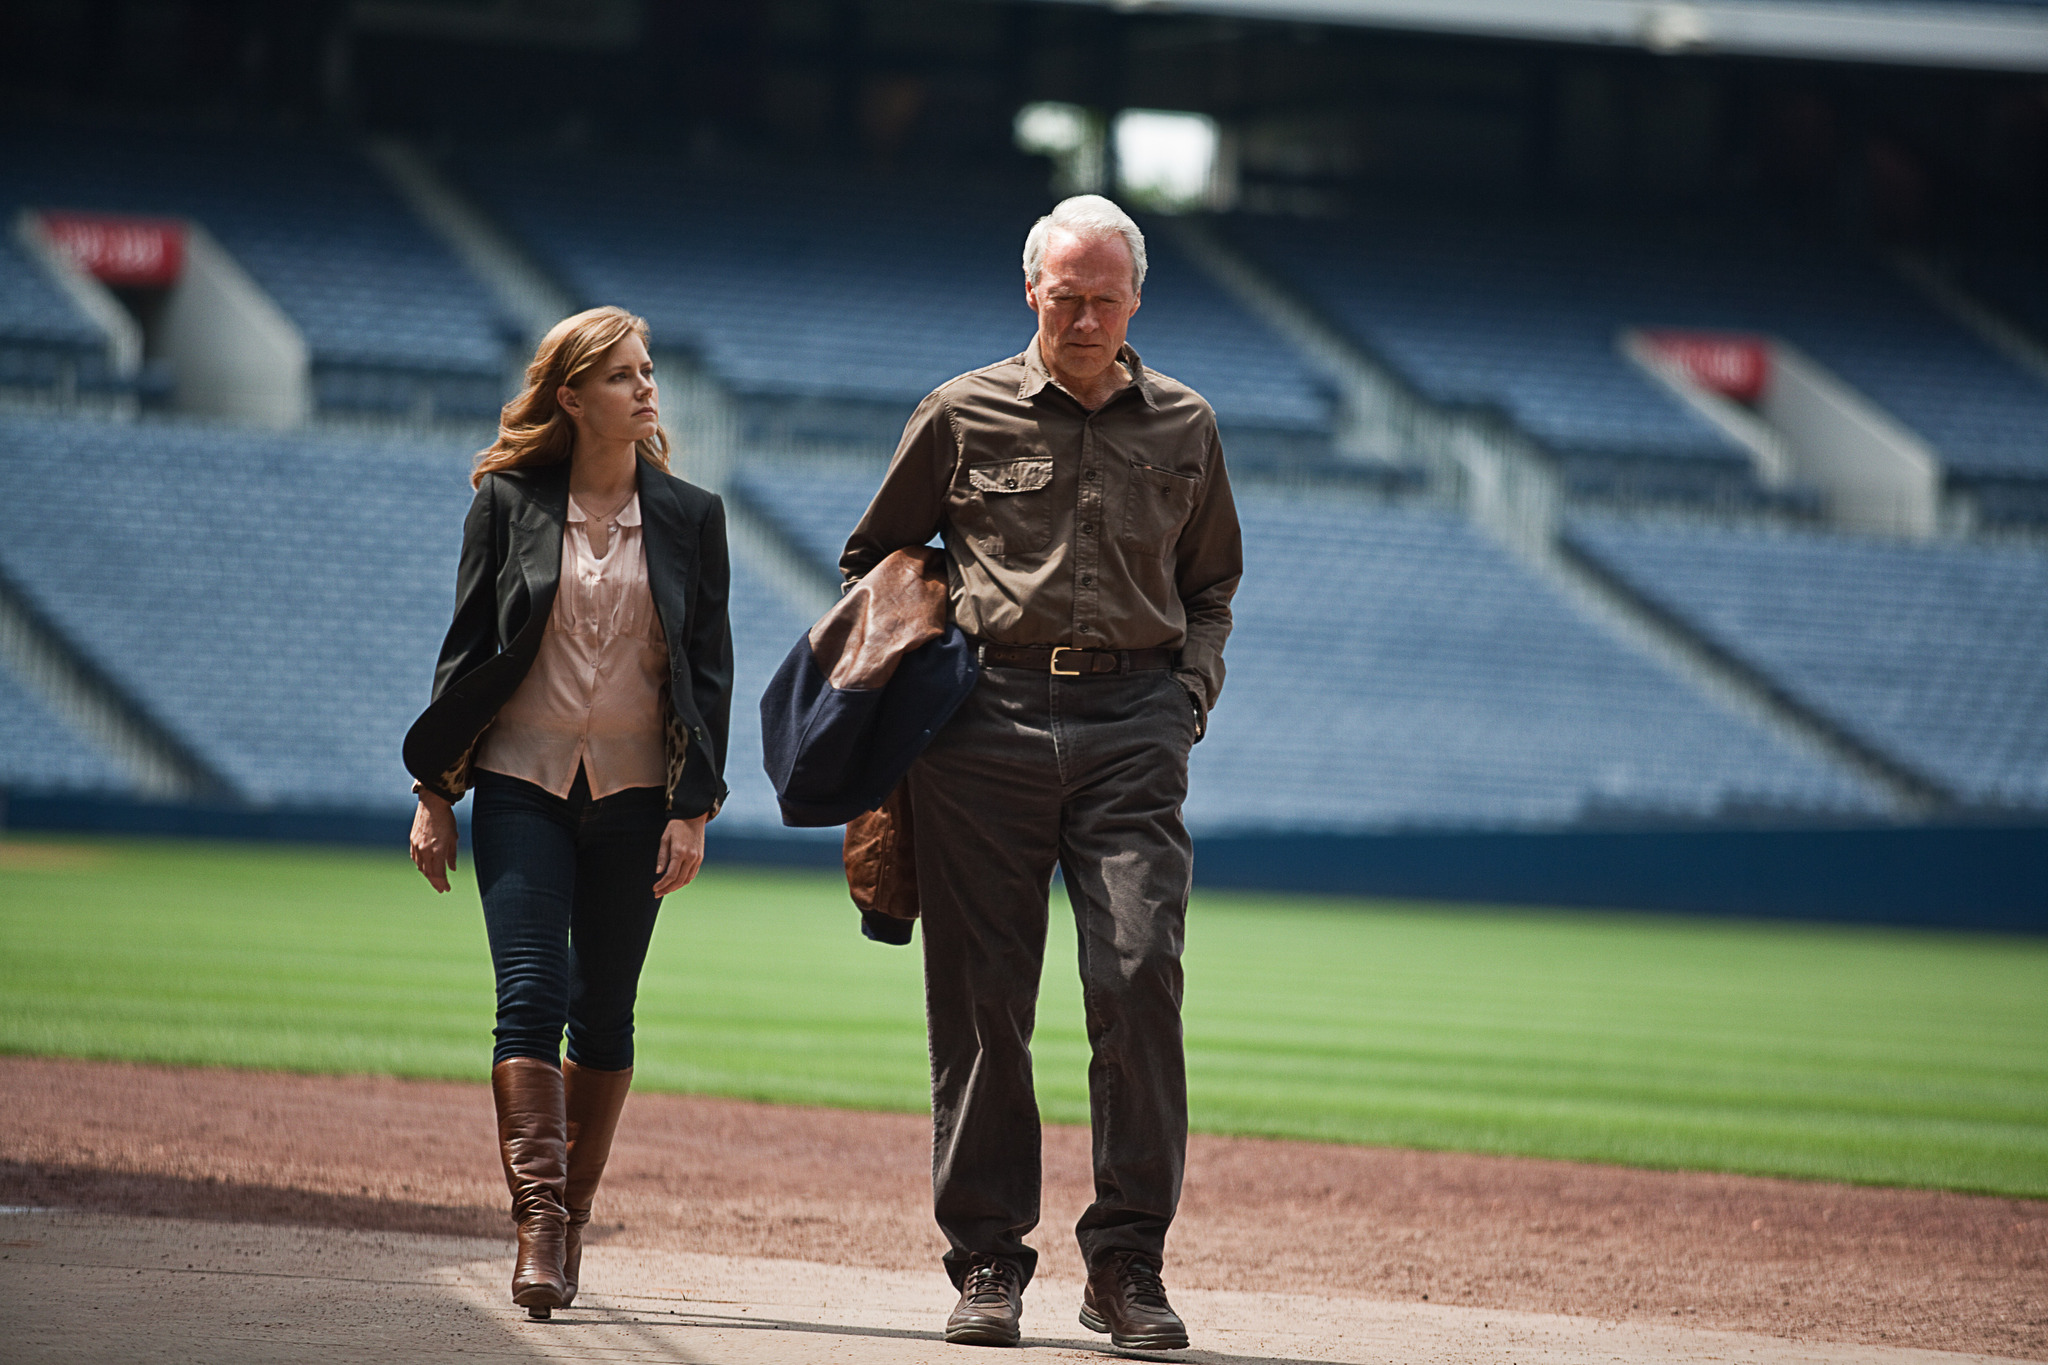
[404,306,733,1318]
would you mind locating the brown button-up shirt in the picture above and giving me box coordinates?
[840,342,1242,711]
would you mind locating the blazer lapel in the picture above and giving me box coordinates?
[510,463,569,643]
[638,462,697,643]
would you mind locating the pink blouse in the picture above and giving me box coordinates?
[475,493,669,799]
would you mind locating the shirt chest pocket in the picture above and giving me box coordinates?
[1120,461,1200,555]
[963,456,1057,557]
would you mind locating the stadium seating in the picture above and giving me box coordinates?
[1226,210,2048,504]
[0,127,507,418]
[732,455,1891,829]
[1567,515,2048,809]
[11,421,2039,830]
[0,413,476,807]
[0,412,819,823]
[0,663,127,793]
[459,160,1334,455]
[731,459,892,578]
[717,536,822,831]
[0,230,116,398]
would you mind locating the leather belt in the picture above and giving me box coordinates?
[978,642,1177,676]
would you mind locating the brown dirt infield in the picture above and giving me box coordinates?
[2,1055,2041,1360]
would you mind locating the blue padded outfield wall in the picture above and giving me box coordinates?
[1191,822,2048,934]
[4,790,2040,934]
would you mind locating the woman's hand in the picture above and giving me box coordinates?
[653,815,708,896]
[410,791,460,893]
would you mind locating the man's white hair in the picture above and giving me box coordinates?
[1022,194,1147,293]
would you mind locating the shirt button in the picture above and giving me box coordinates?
[1081,574,1093,586]
[1085,470,1097,480]
[1081,523,1093,533]
[1005,477,1017,488]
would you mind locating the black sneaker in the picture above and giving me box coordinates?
[945,1257,1024,1346]
[1080,1252,1188,1351]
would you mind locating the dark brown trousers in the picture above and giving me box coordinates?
[909,664,1197,1290]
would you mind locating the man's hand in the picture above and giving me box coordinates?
[409,791,459,893]
[654,815,709,895]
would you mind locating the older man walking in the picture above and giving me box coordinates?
[840,194,1241,1351]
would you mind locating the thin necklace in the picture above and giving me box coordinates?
[579,489,633,526]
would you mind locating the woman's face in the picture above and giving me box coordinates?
[559,333,658,446]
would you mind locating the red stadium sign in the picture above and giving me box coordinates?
[38,211,186,287]
[1640,329,1771,404]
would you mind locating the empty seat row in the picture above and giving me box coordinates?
[0,413,828,825]
[1226,209,2048,488]
[1566,514,2048,808]
[460,158,1334,442]
[0,413,479,807]
[0,663,127,793]
[0,125,508,412]
[0,233,103,354]
[733,454,1892,829]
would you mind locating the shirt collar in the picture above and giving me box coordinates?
[1020,338,1159,411]
[565,492,641,527]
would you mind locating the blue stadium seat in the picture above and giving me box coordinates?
[0,412,825,824]
[460,160,1333,446]
[0,127,508,418]
[731,460,893,578]
[0,231,114,396]
[1567,514,2048,808]
[733,455,1891,829]
[0,413,477,807]
[0,663,128,793]
[1227,210,2048,492]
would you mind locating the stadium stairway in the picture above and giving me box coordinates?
[1566,514,2048,812]
[0,662,130,796]
[0,557,205,801]
[1162,226,1954,814]
[1214,207,2048,529]
[0,125,511,422]
[0,410,838,838]
[447,155,1341,469]
[0,224,131,409]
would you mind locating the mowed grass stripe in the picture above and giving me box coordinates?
[0,836,2042,1196]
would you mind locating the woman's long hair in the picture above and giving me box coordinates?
[472,305,673,488]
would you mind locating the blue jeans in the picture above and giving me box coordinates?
[470,766,667,1070]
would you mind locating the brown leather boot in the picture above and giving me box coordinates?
[491,1057,569,1319]
[560,1060,633,1306]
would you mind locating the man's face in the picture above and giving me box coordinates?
[1026,228,1141,389]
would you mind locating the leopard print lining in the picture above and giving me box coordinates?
[664,708,689,811]
[436,740,476,802]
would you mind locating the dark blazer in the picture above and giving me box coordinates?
[402,458,733,820]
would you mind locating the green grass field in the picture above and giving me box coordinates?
[2,835,2043,1197]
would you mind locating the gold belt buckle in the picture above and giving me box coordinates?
[1049,646,1083,676]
